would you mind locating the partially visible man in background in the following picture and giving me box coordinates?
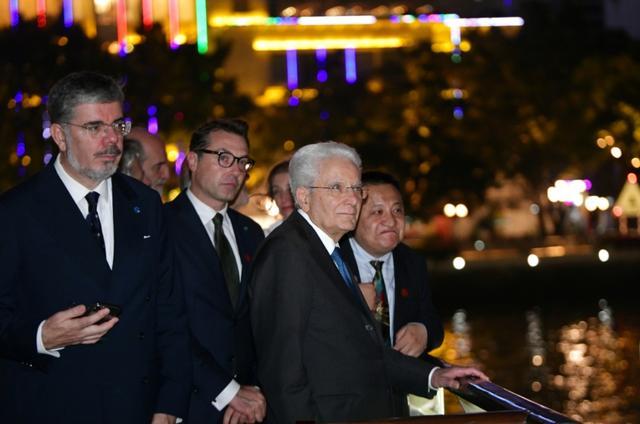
[118,137,149,184]
[126,127,170,196]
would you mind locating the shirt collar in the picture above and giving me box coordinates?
[186,188,229,226]
[54,154,110,206]
[297,209,338,255]
[349,237,393,262]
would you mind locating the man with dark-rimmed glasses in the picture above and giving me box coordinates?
[0,71,191,423]
[164,119,267,423]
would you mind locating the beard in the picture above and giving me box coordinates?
[66,135,121,182]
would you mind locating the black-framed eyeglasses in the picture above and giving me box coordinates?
[59,118,132,138]
[308,183,365,198]
[198,149,255,172]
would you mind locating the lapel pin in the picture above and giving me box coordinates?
[133,206,141,214]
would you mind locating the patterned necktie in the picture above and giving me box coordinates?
[85,191,105,252]
[331,247,357,296]
[370,260,390,344]
[213,213,240,308]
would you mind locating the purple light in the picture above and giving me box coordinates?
[344,48,357,84]
[390,16,401,24]
[43,152,53,164]
[316,48,327,62]
[16,142,26,157]
[317,70,328,83]
[147,105,157,116]
[14,91,23,103]
[417,14,429,23]
[63,0,74,27]
[148,116,159,134]
[288,97,300,107]
[175,151,185,175]
[10,0,19,26]
[453,106,464,120]
[286,49,298,89]
[584,179,593,191]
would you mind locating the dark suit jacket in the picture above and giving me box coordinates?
[165,191,264,423]
[250,211,435,424]
[0,164,191,423]
[339,238,444,353]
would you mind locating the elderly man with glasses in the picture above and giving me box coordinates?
[250,141,488,423]
[165,119,267,424]
[0,71,191,423]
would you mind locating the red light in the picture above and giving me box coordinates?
[612,205,623,217]
[627,173,638,184]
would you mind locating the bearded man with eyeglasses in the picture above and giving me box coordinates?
[0,71,191,424]
[164,119,267,424]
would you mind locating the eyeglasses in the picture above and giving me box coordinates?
[308,183,365,197]
[60,118,132,138]
[197,149,255,172]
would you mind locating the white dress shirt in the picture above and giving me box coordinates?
[186,189,243,410]
[37,155,116,357]
[348,238,395,341]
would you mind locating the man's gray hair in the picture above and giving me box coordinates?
[118,138,144,177]
[48,71,124,124]
[289,141,361,206]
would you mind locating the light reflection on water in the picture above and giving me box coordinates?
[434,300,640,423]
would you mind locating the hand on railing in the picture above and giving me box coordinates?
[431,366,489,391]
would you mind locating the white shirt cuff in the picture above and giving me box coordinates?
[36,320,63,358]
[427,366,440,391]
[212,379,240,411]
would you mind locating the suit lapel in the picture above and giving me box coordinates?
[34,165,112,290]
[228,209,253,307]
[292,213,373,317]
[174,192,235,313]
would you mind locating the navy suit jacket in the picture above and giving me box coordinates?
[251,211,435,423]
[165,191,264,423]
[339,238,444,354]
[0,164,191,423]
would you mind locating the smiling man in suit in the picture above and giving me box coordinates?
[340,170,444,416]
[341,171,443,356]
[250,141,487,423]
[165,119,267,423]
[0,71,191,423]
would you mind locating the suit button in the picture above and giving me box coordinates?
[138,332,145,340]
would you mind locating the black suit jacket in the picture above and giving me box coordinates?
[0,164,191,423]
[250,211,435,424]
[339,238,444,353]
[165,191,264,423]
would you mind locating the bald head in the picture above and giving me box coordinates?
[126,127,170,195]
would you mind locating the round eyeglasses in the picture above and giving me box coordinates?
[198,149,255,172]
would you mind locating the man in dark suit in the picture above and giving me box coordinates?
[340,171,444,357]
[0,71,191,423]
[250,141,487,423]
[165,119,267,423]
[340,170,445,416]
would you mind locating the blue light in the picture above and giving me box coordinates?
[10,0,19,26]
[16,142,26,157]
[345,48,357,84]
[316,48,327,62]
[320,111,329,120]
[43,152,53,165]
[317,70,328,83]
[63,0,74,27]
[147,105,157,116]
[453,107,464,120]
[14,91,23,103]
[288,97,300,107]
[286,49,298,89]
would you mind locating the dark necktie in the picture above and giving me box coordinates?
[370,260,391,344]
[85,191,105,252]
[213,213,240,308]
[331,247,357,296]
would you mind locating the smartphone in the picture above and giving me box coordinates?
[83,302,122,324]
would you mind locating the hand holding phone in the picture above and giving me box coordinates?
[83,302,122,324]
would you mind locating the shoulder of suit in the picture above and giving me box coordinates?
[394,242,422,261]
[112,172,160,202]
[228,208,264,234]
